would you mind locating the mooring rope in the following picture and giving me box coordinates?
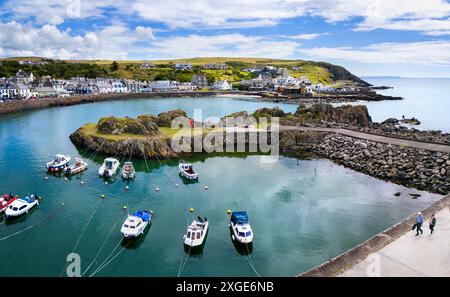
[244,243,261,277]
[88,241,130,277]
[81,211,125,276]
[88,138,107,160]
[60,199,102,277]
[0,204,62,242]
[88,238,125,277]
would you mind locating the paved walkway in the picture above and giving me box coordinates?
[339,207,450,277]
[281,126,450,153]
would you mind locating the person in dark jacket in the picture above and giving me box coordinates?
[429,214,437,234]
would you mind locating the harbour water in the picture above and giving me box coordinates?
[0,95,443,276]
[362,78,450,132]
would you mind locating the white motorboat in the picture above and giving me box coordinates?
[120,210,152,238]
[46,154,71,172]
[98,157,120,177]
[229,211,253,244]
[178,162,198,180]
[121,162,135,179]
[64,158,88,175]
[5,194,40,218]
[183,216,208,249]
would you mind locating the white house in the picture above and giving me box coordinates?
[0,80,17,99]
[111,80,127,93]
[151,80,180,92]
[213,80,232,91]
[15,70,35,84]
[174,63,192,71]
[95,79,113,94]
[15,82,32,99]
[179,82,197,91]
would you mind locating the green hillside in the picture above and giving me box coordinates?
[0,57,368,86]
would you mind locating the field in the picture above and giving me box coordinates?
[0,56,367,85]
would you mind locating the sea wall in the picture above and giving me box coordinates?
[0,91,239,115]
[278,130,450,195]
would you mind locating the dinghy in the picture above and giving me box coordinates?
[46,154,71,172]
[64,158,88,175]
[98,157,120,177]
[183,216,209,249]
[121,162,135,179]
[121,210,152,238]
[178,162,198,180]
[5,194,40,218]
[229,211,253,244]
[0,193,17,214]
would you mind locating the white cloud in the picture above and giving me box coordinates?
[135,26,155,40]
[5,0,450,35]
[298,41,450,66]
[0,22,298,60]
[145,34,299,59]
[282,33,328,40]
[0,21,137,60]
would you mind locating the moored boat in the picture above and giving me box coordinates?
[98,157,120,177]
[121,162,135,179]
[120,210,152,238]
[183,216,208,249]
[0,193,18,214]
[229,211,253,244]
[5,194,40,218]
[46,154,71,172]
[178,162,198,180]
[64,157,88,175]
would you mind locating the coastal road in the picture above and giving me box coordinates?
[281,126,450,153]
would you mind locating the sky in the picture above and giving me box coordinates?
[1,0,450,77]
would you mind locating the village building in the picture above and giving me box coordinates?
[213,80,232,91]
[203,63,229,70]
[191,74,208,88]
[111,80,127,93]
[174,63,193,71]
[140,62,156,69]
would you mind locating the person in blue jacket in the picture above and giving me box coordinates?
[415,212,424,236]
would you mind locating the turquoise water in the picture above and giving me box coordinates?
[0,96,441,276]
[362,78,450,132]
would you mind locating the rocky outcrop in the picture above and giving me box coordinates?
[156,109,188,127]
[97,116,159,135]
[252,106,286,118]
[294,103,372,127]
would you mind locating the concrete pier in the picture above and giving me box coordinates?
[300,195,450,277]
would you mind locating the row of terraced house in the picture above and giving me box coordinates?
[0,71,233,101]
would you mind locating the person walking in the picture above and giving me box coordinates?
[415,212,424,236]
[429,214,436,234]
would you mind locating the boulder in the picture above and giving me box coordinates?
[252,106,286,119]
[294,103,372,127]
[157,109,188,127]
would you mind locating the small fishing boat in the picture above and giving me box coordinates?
[0,193,17,214]
[121,210,152,238]
[121,162,135,179]
[64,158,88,175]
[98,157,120,177]
[178,162,198,180]
[183,216,209,249]
[229,211,253,244]
[4,194,40,218]
[46,154,71,172]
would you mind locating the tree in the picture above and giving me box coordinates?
[111,61,119,71]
